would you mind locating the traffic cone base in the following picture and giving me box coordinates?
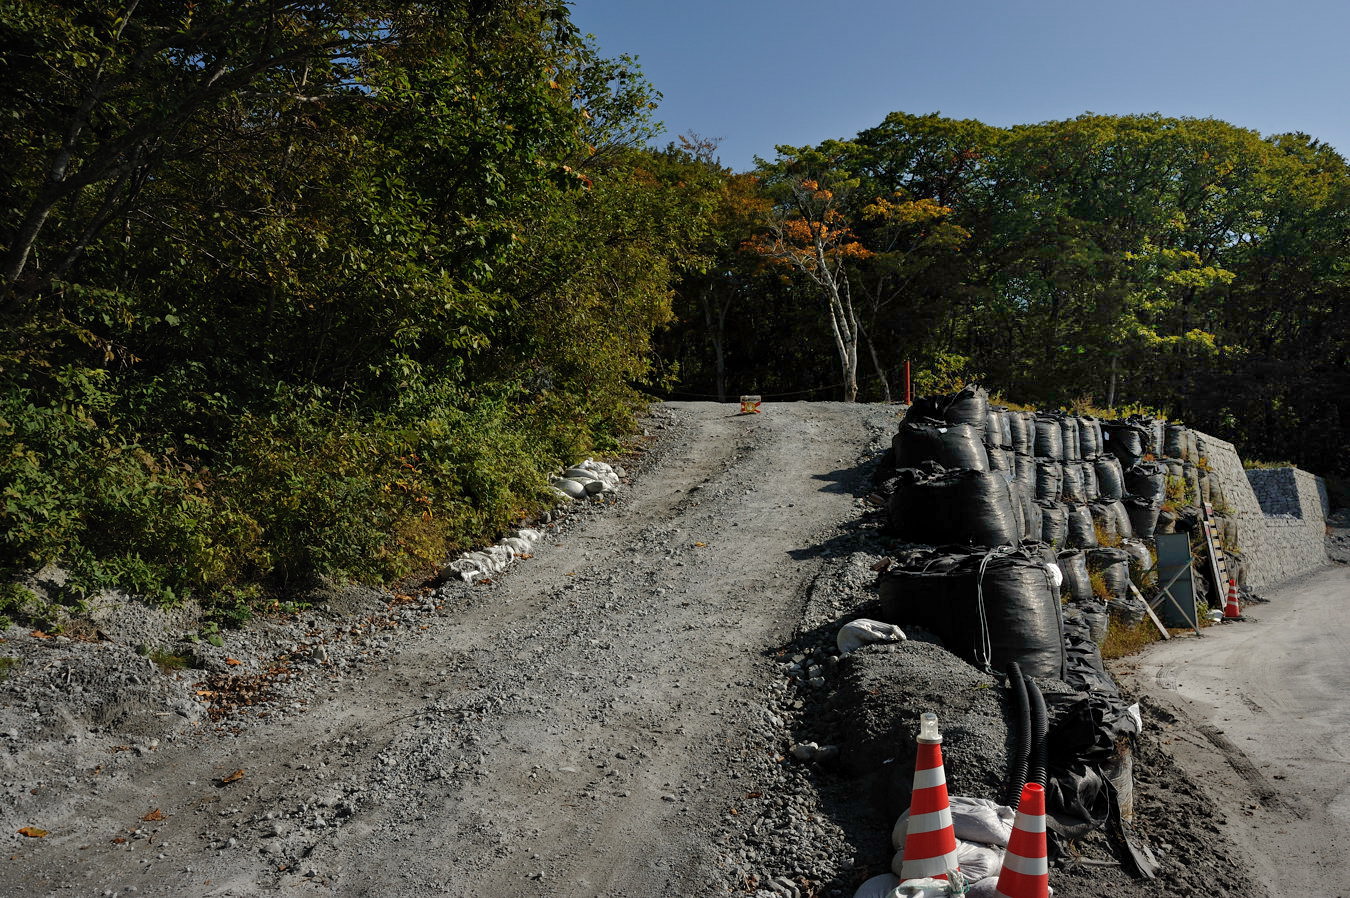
[1223,578,1241,619]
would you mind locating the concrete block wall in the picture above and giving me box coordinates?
[1194,430,1329,589]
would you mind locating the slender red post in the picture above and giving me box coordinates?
[904,360,912,405]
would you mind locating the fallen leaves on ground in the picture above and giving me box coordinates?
[220,769,246,784]
[18,827,48,838]
[141,809,166,822]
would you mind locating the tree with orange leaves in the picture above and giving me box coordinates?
[749,141,873,402]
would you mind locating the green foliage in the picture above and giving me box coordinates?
[664,111,1350,478]
[0,656,19,680]
[1242,458,1297,470]
[0,3,712,614]
[149,650,192,673]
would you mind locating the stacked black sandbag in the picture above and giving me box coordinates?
[1065,503,1098,549]
[1035,459,1063,501]
[1034,415,1064,460]
[1057,549,1093,603]
[1077,460,1100,502]
[1077,417,1104,458]
[1008,411,1033,456]
[1087,547,1131,603]
[1089,498,1134,542]
[1124,497,1161,537]
[1061,462,1086,504]
[1095,456,1126,501]
[1102,421,1148,469]
[889,467,1020,547]
[1059,416,1081,462]
[1038,501,1068,549]
[878,546,1067,678]
[894,421,990,472]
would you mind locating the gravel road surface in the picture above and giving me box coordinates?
[1,401,897,896]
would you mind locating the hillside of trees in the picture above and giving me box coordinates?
[663,114,1349,483]
[2,2,1345,623]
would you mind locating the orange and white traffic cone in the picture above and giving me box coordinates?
[1223,578,1241,620]
[992,782,1049,898]
[899,712,961,883]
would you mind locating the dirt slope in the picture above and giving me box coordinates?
[0,401,897,897]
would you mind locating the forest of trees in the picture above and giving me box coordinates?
[1,2,1345,622]
[664,114,1349,484]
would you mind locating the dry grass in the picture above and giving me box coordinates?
[1100,617,1164,659]
[1089,568,1111,600]
[1092,519,1123,548]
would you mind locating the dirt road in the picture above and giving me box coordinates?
[1125,563,1350,897]
[1,401,896,897]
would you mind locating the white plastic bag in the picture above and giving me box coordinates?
[837,619,907,655]
[893,796,1015,849]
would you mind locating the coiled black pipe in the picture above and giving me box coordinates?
[1027,677,1049,787]
[1005,661,1031,805]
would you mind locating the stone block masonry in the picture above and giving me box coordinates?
[1194,430,1330,589]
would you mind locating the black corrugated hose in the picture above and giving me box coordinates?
[1005,661,1031,805]
[1027,676,1049,787]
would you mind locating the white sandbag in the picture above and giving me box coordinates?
[888,877,951,897]
[552,478,587,499]
[851,873,900,898]
[893,796,1015,850]
[967,877,1052,897]
[500,536,531,555]
[562,467,597,481]
[891,839,1003,883]
[1045,562,1063,590]
[837,619,907,655]
[583,479,608,495]
[516,528,543,546]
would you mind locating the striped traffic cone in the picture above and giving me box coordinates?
[993,782,1049,898]
[899,712,961,883]
[1223,579,1241,619]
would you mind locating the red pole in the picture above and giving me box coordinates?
[904,360,912,405]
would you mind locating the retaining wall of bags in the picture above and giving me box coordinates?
[1193,431,1331,589]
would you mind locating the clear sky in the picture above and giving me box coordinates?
[569,0,1350,172]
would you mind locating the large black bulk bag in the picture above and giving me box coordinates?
[1124,497,1161,538]
[1095,456,1126,501]
[1071,597,1110,644]
[1164,424,1187,460]
[1090,499,1134,543]
[1038,500,1068,548]
[1199,469,1213,504]
[1061,463,1086,504]
[1155,508,1177,534]
[1102,422,1147,468]
[1087,547,1130,602]
[1022,493,1042,542]
[889,468,1020,547]
[894,421,989,472]
[986,444,1010,474]
[1184,462,1202,506]
[1120,539,1154,579]
[1187,430,1200,463]
[1065,503,1098,549]
[1034,416,1064,460]
[1124,461,1166,503]
[878,550,1066,678]
[945,384,991,431]
[1077,417,1103,457]
[985,408,1012,449]
[1013,452,1036,493]
[1035,460,1063,501]
[1136,417,1165,457]
[1079,460,1100,502]
[903,396,946,424]
[1059,417,1081,462]
[1058,549,1093,603]
[1009,411,1033,455]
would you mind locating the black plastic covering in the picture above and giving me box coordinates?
[1059,417,1081,462]
[1061,463,1086,504]
[878,547,1068,678]
[1078,417,1103,457]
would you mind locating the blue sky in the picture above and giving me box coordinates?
[569,0,1349,172]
